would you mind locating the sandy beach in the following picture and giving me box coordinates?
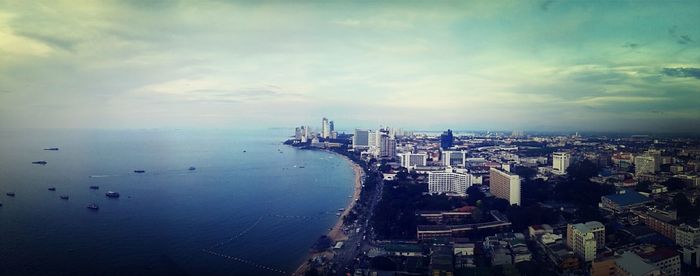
[292,153,364,276]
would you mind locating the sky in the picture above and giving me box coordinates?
[0,1,699,133]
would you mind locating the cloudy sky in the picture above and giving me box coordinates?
[0,1,699,132]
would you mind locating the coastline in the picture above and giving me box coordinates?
[292,149,364,276]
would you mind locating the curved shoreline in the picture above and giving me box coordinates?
[292,149,364,276]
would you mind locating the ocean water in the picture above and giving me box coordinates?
[0,129,354,275]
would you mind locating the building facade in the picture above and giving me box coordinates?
[552,152,571,175]
[489,167,521,206]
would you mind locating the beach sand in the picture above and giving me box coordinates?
[292,154,364,276]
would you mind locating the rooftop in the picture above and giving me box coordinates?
[615,251,659,276]
[603,189,651,207]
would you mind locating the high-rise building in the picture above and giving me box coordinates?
[399,153,427,170]
[442,150,467,168]
[321,117,330,138]
[329,120,334,132]
[566,221,605,262]
[553,152,571,175]
[368,130,380,148]
[352,129,370,149]
[635,155,656,176]
[440,129,454,149]
[294,126,309,142]
[379,134,396,159]
[428,170,472,196]
[489,167,521,206]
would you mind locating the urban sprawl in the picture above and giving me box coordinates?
[287,117,700,276]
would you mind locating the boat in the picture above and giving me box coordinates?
[105,191,120,198]
[243,150,247,153]
[89,185,99,190]
[338,208,345,212]
[43,148,59,151]
[336,212,342,216]
[6,192,15,197]
[32,161,48,165]
[134,170,146,173]
[60,195,69,200]
[188,166,196,171]
[299,166,305,168]
[48,187,56,191]
[86,203,99,210]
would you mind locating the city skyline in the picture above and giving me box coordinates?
[1,1,699,132]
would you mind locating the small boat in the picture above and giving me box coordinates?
[338,208,345,212]
[43,148,59,151]
[32,161,48,165]
[6,192,15,197]
[105,191,120,198]
[60,195,69,200]
[336,212,342,216]
[134,170,146,173]
[243,150,247,153]
[299,166,305,168]
[48,187,56,191]
[89,185,99,190]
[188,166,196,171]
[86,203,99,210]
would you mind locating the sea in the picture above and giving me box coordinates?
[0,128,355,275]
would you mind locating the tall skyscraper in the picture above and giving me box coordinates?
[321,117,330,138]
[440,129,453,149]
[379,134,396,159]
[552,152,571,175]
[489,167,521,205]
[329,120,334,132]
[352,129,370,149]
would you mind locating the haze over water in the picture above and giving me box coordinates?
[0,128,354,275]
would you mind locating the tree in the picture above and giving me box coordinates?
[674,193,693,218]
[466,185,485,205]
[636,181,652,193]
[566,160,599,180]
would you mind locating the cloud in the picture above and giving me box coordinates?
[540,0,555,11]
[661,67,700,79]
[668,25,694,45]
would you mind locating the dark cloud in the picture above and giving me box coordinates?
[540,0,555,11]
[661,67,700,79]
[16,31,77,51]
[623,42,639,49]
[668,25,693,45]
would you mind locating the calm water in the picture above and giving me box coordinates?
[0,129,354,275]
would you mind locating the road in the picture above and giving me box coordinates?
[330,165,385,275]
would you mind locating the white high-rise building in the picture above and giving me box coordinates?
[428,170,473,196]
[635,155,656,176]
[552,152,570,175]
[399,153,427,170]
[489,167,521,205]
[442,150,467,168]
[321,117,330,138]
[566,221,605,262]
[352,129,370,149]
